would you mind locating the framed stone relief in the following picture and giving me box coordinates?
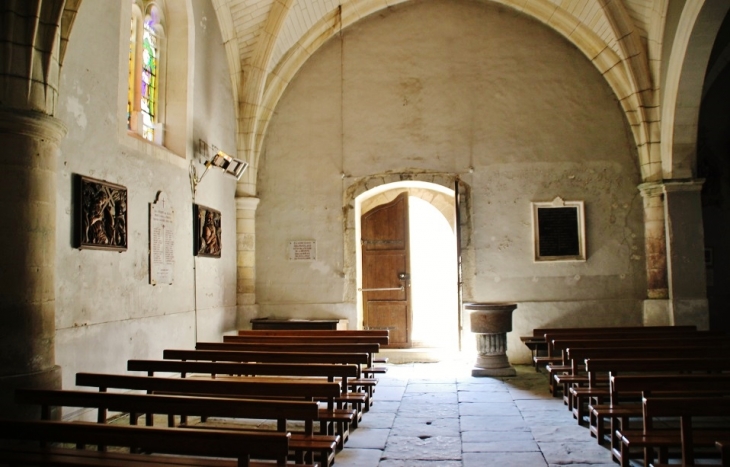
[532,197,585,262]
[193,204,221,258]
[75,175,128,251]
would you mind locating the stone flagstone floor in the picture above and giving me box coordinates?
[336,359,619,467]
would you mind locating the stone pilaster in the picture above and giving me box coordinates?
[663,180,709,328]
[0,109,66,419]
[236,196,260,328]
[639,182,671,325]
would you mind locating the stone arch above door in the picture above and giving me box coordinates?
[342,171,473,311]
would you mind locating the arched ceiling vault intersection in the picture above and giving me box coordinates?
[212,0,663,193]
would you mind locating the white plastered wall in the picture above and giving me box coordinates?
[54,0,237,400]
[256,0,646,363]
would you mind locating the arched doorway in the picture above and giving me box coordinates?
[355,182,459,349]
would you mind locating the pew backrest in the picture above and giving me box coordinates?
[643,396,730,465]
[238,330,389,337]
[76,372,341,401]
[549,335,730,363]
[127,360,359,395]
[532,325,696,339]
[224,335,389,345]
[164,349,369,366]
[15,389,319,429]
[0,418,290,465]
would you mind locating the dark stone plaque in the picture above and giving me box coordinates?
[537,207,580,257]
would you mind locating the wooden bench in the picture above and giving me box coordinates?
[163,349,372,376]
[525,325,696,341]
[556,344,730,405]
[75,373,353,448]
[237,330,389,337]
[196,342,382,399]
[0,419,295,467]
[14,388,335,467]
[127,360,367,438]
[197,342,380,368]
[224,335,389,345]
[559,347,730,444]
[608,375,730,466]
[573,357,730,431]
[127,360,371,424]
[716,440,730,467]
[638,396,730,467]
[225,334,389,373]
[536,329,721,371]
[523,326,697,369]
[598,373,730,449]
[549,335,730,400]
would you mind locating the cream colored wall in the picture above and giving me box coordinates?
[257,0,645,363]
[54,0,237,394]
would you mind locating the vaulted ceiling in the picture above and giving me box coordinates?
[211,0,664,190]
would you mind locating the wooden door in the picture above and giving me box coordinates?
[361,193,411,348]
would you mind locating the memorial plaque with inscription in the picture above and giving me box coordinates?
[150,191,174,285]
[289,240,317,261]
[537,207,579,257]
[532,197,585,261]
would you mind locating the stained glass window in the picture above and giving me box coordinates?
[140,19,158,142]
[127,17,136,130]
[128,2,163,144]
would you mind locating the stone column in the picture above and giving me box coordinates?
[0,109,66,419]
[663,180,709,328]
[236,196,260,328]
[639,182,671,325]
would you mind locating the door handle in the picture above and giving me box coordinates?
[398,273,410,280]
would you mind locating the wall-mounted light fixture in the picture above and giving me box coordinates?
[190,150,249,196]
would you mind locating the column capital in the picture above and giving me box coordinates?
[638,181,665,198]
[235,196,260,211]
[638,179,705,197]
[0,108,67,144]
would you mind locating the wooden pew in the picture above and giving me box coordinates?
[638,396,730,467]
[164,349,369,367]
[126,360,370,424]
[568,358,730,466]
[163,349,377,406]
[573,357,730,430]
[549,335,730,399]
[197,342,380,367]
[525,325,696,340]
[716,440,730,467]
[14,388,335,467]
[75,373,353,448]
[555,343,730,403]
[237,330,389,338]
[224,335,389,373]
[523,326,697,369]
[224,335,389,345]
[196,342,382,397]
[559,347,730,444]
[608,375,730,466]
[0,419,294,467]
[536,329,722,371]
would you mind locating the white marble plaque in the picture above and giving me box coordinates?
[289,240,316,261]
[150,191,174,284]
